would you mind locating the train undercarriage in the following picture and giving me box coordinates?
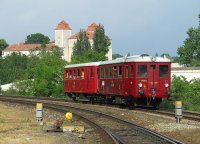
[66,92,162,109]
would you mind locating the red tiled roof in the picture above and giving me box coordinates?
[55,20,72,30]
[3,43,55,52]
[86,22,97,32]
[68,31,95,40]
[69,22,98,40]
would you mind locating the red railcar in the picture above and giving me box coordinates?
[64,55,171,107]
[64,62,100,100]
[98,55,171,107]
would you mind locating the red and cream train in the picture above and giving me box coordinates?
[64,55,171,108]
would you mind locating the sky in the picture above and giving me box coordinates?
[0,0,200,56]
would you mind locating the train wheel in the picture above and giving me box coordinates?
[90,97,95,104]
[152,98,161,109]
[128,102,135,110]
[126,97,135,110]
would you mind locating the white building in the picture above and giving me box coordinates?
[2,20,113,62]
[2,43,55,57]
[171,67,200,81]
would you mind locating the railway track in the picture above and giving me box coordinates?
[0,95,183,144]
[136,108,200,122]
[2,95,199,122]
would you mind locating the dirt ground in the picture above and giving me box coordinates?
[0,102,101,144]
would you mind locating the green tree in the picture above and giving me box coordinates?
[0,53,28,84]
[25,51,67,97]
[0,39,8,56]
[93,24,111,55]
[72,30,91,56]
[71,30,91,63]
[177,14,200,66]
[71,24,111,64]
[112,53,123,59]
[25,33,50,44]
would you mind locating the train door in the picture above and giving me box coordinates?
[148,64,159,97]
[87,67,94,93]
[124,65,130,96]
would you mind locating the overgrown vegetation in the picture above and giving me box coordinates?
[160,76,200,111]
[1,48,67,98]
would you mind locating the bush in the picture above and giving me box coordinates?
[161,75,200,112]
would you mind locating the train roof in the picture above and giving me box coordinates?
[64,55,171,68]
[65,62,100,68]
[99,55,171,65]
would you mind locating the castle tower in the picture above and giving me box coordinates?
[55,20,72,61]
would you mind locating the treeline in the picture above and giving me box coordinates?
[0,48,67,97]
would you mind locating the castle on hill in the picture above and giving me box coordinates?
[2,20,112,62]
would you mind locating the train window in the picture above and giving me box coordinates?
[77,69,81,79]
[138,65,147,78]
[150,65,156,70]
[109,67,112,78]
[100,68,104,79]
[125,65,128,78]
[89,68,93,78]
[73,70,76,79]
[97,68,99,78]
[118,66,122,78]
[65,70,69,79]
[69,70,72,79]
[159,65,168,78]
[81,69,84,79]
[105,67,109,78]
[113,66,117,78]
[130,65,134,78]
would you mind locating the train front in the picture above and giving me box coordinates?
[134,56,171,107]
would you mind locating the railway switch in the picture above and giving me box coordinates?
[175,101,182,123]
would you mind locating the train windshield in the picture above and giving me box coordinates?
[159,65,168,78]
[138,65,147,78]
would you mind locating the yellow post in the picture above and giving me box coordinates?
[175,101,182,123]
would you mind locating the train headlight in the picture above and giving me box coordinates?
[138,82,143,88]
[165,83,169,88]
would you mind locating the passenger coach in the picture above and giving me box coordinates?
[64,55,171,108]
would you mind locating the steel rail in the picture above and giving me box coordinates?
[1,95,200,122]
